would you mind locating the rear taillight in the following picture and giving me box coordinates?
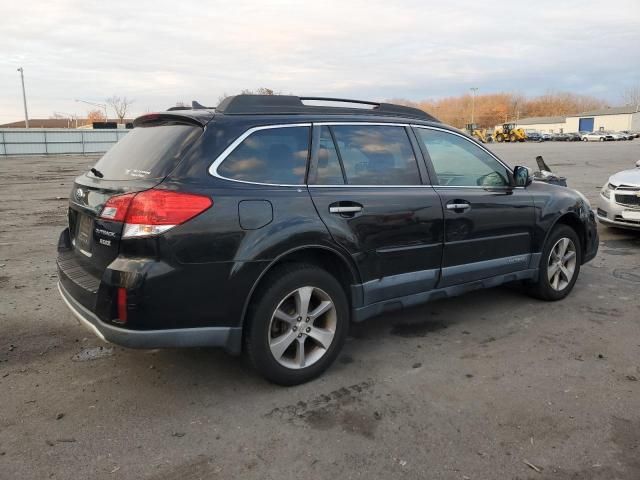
[100,193,136,222]
[99,189,212,238]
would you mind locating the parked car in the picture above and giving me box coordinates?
[603,131,626,141]
[526,131,543,142]
[541,133,552,141]
[597,160,640,230]
[620,130,638,139]
[57,95,599,385]
[551,133,570,141]
[616,131,635,141]
[566,132,582,141]
[582,132,614,142]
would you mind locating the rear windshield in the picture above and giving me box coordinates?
[90,124,201,180]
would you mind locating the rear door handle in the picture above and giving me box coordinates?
[329,202,363,215]
[446,202,471,212]
[329,205,363,213]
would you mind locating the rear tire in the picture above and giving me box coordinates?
[527,225,582,301]
[244,263,349,385]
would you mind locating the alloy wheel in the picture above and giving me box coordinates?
[268,286,337,369]
[547,237,577,291]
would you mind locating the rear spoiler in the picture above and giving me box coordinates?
[133,111,214,128]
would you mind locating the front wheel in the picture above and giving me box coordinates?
[527,225,581,301]
[244,264,349,385]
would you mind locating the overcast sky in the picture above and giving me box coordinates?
[1,0,639,123]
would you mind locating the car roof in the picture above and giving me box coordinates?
[135,95,442,126]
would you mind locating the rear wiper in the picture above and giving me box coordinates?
[90,167,104,178]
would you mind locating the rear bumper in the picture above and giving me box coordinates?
[58,282,242,353]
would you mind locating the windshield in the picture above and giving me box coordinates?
[90,124,202,181]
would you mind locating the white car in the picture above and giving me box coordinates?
[597,160,640,230]
[603,131,625,141]
[582,132,614,142]
[617,131,635,141]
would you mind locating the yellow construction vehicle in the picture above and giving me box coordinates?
[465,123,492,143]
[493,123,527,143]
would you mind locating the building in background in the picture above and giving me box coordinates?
[565,106,640,133]
[513,106,640,134]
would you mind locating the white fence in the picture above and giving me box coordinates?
[0,128,129,156]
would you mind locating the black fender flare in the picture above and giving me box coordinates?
[238,244,361,329]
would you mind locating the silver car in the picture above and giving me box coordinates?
[597,160,640,230]
[582,132,614,142]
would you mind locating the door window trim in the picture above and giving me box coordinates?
[208,121,518,189]
[208,123,312,186]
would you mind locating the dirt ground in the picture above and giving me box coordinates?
[1,141,639,480]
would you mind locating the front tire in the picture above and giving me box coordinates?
[244,263,349,385]
[527,225,582,301]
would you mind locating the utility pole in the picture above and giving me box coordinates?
[17,67,29,128]
[470,87,478,125]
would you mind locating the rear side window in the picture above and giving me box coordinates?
[91,124,201,180]
[217,126,310,184]
[331,125,421,185]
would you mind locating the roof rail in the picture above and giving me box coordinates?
[215,95,438,121]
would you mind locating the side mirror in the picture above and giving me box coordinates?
[635,160,640,168]
[513,166,532,187]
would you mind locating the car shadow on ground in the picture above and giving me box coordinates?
[120,283,535,394]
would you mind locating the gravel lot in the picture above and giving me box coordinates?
[1,141,639,479]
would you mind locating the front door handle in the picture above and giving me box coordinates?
[446,202,471,212]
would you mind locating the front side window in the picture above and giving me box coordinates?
[217,126,310,184]
[415,128,510,187]
[330,125,421,185]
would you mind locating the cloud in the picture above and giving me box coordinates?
[1,0,639,123]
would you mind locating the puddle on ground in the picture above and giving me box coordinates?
[602,238,640,249]
[602,249,634,256]
[390,320,448,337]
[613,269,640,283]
[72,346,114,362]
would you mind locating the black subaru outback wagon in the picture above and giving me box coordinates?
[57,95,598,385]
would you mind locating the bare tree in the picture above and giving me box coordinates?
[106,96,134,124]
[622,86,640,110]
